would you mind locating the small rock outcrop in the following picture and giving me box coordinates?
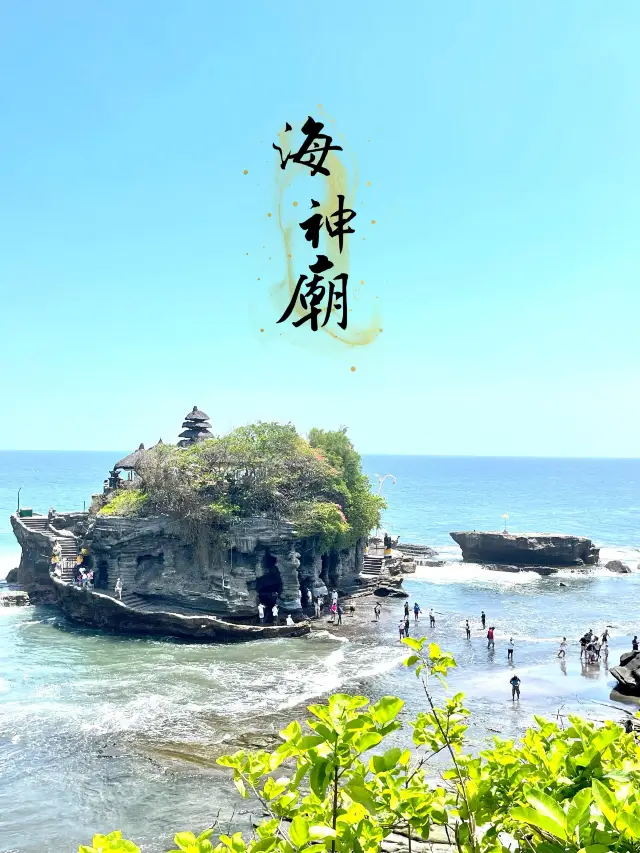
[450,531,599,567]
[0,589,30,606]
[611,651,640,695]
[606,560,632,574]
[4,567,18,584]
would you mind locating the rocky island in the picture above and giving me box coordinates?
[11,410,384,641]
[450,530,599,568]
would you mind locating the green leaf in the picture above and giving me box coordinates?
[309,757,332,798]
[566,788,592,832]
[511,806,567,840]
[308,825,337,839]
[402,637,423,651]
[618,810,640,840]
[591,779,617,827]
[381,747,402,770]
[234,778,247,798]
[371,696,404,725]
[354,731,383,753]
[197,829,215,842]
[290,817,310,847]
[404,655,420,666]
[174,832,198,850]
[250,839,277,853]
[345,782,379,814]
[524,790,567,839]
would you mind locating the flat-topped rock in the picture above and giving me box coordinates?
[450,531,599,567]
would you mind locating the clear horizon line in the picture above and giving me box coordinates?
[0,448,639,460]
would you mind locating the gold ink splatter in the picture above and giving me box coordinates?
[366,181,371,186]
[360,279,364,284]
[371,220,376,224]
[318,103,322,108]
[267,213,272,217]
[260,328,264,332]
[350,366,356,372]
[292,201,298,207]
[378,328,383,332]
[243,169,248,174]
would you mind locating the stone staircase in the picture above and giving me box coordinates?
[105,564,214,617]
[20,515,78,581]
[361,554,384,579]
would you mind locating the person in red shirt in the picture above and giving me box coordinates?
[487,626,495,648]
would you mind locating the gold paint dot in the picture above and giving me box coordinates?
[318,103,322,108]
[360,279,364,284]
[293,201,298,207]
[267,213,272,217]
[350,366,356,372]
[287,253,292,258]
[371,220,376,224]
[243,169,248,175]
[260,328,264,333]
[366,181,371,186]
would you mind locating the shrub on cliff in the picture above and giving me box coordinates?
[77,640,640,853]
[100,422,383,547]
[97,489,150,517]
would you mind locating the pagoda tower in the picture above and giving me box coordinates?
[177,406,213,448]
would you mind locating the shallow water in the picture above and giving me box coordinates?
[1,453,640,852]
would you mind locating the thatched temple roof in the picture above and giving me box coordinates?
[114,443,146,471]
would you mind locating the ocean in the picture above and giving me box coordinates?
[1,452,639,853]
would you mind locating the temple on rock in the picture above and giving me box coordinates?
[10,409,376,642]
[178,406,212,447]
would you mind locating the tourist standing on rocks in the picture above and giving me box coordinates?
[481,611,486,628]
[330,601,337,622]
[306,589,313,608]
[404,614,410,637]
[507,638,514,661]
[331,589,338,605]
[558,637,568,658]
[115,578,123,600]
[374,603,381,621]
[258,603,265,624]
[404,601,409,619]
[510,674,521,701]
[633,636,639,652]
[286,614,294,626]
[429,608,435,627]
[487,626,495,648]
[314,599,321,618]
[413,602,422,621]
[337,604,343,625]
[272,603,279,624]
[465,620,471,639]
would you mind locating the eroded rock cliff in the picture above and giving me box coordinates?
[450,531,599,567]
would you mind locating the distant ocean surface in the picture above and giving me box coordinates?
[2,452,640,852]
[1,452,639,573]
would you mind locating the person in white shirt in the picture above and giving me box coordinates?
[115,578,123,600]
[286,614,294,626]
[331,589,338,604]
[507,638,515,661]
[272,603,279,623]
[258,603,265,624]
[429,608,435,627]
[558,637,568,658]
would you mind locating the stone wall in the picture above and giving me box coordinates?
[80,514,363,617]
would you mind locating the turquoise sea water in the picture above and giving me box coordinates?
[1,452,640,853]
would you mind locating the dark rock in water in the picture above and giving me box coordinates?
[0,589,30,606]
[484,563,557,576]
[394,543,437,558]
[374,584,409,598]
[5,568,18,584]
[559,582,567,587]
[450,531,599,567]
[606,560,632,574]
[610,650,640,694]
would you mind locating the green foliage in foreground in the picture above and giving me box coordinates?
[99,423,384,548]
[77,639,640,853]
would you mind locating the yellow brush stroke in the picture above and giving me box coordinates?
[272,118,380,348]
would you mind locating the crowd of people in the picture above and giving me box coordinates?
[256,588,351,627]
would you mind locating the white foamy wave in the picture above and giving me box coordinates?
[413,562,542,586]
[599,546,640,568]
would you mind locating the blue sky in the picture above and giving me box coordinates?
[1,1,639,455]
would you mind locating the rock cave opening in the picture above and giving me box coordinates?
[256,550,282,606]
